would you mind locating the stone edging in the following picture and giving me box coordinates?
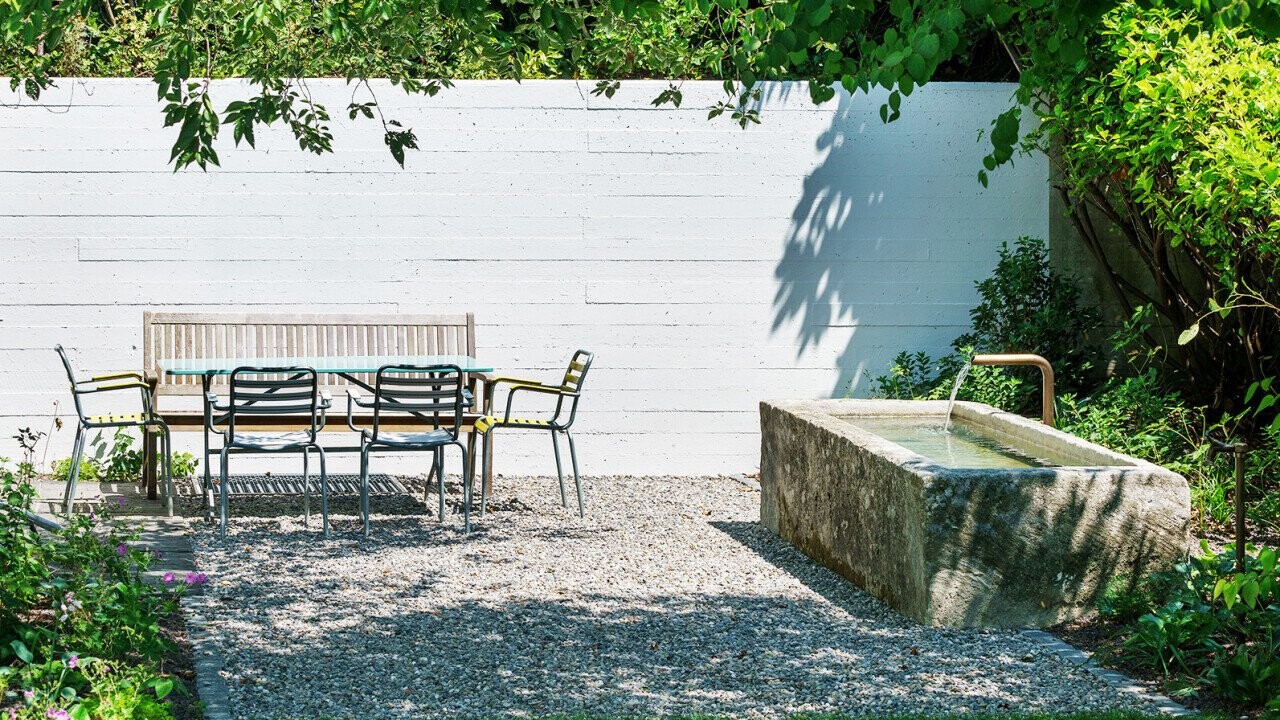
[181,597,233,720]
[1020,629,1195,717]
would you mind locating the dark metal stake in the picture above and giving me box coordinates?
[1206,433,1249,572]
[1233,441,1248,573]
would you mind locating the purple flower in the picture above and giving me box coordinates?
[163,572,176,584]
[22,690,33,701]
[67,654,78,669]
[47,709,70,720]
[88,511,96,520]
[114,496,125,507]
[9,707,17,720]
[116,543,128,556]
[185,572,208,585]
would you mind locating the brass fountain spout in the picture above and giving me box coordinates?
[970,353,1056,428]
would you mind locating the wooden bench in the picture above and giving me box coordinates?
[139,311,487,499]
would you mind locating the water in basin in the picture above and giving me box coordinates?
[841,416,1087,468]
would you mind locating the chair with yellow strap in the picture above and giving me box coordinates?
[477,350,594,519]
[54,345,174,517]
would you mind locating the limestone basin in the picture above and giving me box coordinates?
[759,399,1191,628]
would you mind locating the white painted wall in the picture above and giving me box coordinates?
[0,79,1047,476]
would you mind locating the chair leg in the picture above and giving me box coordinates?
[551,429,567,508]
[159,425,174,518]
[64,424,87,517]
[359,447,371,538]
[316,445,330,539]
[302,446,311,529]
[479,431,492,517]
[565,429,584,518]
[435,449,445,522]
[461,443,472,533]
[219,448,230,542]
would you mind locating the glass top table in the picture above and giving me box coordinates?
[158,355,493,375]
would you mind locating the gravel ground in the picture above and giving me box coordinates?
[186,475,1157,719]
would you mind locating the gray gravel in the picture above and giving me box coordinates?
[186,474,1156,719]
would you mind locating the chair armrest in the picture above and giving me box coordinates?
[319,390,333,409]
[347,390,375,408]
[484,375,552,390]
[90,371,144,382]
[74,379,150,394]
[204,392,230,412]
[346,390,371,434]
[500,384,577,422]
[462,388,474,409]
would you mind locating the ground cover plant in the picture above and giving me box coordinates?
[1093,544,1280,714]
[0,463,200,720]
[47,430,197,486]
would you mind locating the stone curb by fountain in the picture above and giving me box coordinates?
[1020,630,1195,717]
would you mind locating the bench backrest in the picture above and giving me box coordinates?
[143,312,476,396]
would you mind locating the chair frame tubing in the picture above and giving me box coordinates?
[207,367,331,540]
[350,365,474,537]
[477,350,593,520]
[55,345,174,518]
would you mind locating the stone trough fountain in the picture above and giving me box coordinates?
[759,398,1191,628]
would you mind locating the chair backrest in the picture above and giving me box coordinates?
[143,312,477,397]
[225,367,321,440]
[371,365,466,442]
[559,350,594,393]
[54,344,78,385]
[53,345,89,423]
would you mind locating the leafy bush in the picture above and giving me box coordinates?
[955,237,1102,395]
[1099,543,1280,709]
[0,463,195,719]
[873,236,1098,417]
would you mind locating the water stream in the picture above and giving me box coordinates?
[944,361,972,431]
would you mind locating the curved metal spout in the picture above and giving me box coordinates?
[971,353,1055,428]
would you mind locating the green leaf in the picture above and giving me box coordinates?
[151,677,175,699]
[10,640,32,664]
[1260,548,1276,575]
[915,33,940,59]
[1177,323,1199,345]
[1240,580,1260,609]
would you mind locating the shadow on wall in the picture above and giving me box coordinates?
[771,88,1002,398]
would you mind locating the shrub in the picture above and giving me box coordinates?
[955,237,1102,396]
[873,236,1098,417]
[50,430,199,486]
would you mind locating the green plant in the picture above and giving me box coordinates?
[1099,543,1280,709]
[873,237,1094,418]
[51,457,101,484]
[955,237,1102,401]
[0,462,194,720]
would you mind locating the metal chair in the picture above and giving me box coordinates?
[206,367,331,540]
[54,345,174,517]
[348,364,473,536]
[476,350,594,518]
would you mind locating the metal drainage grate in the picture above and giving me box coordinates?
[210,474,407,497]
